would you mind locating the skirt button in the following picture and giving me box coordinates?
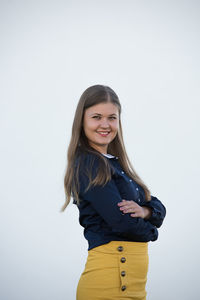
[120,257,126,263]
[121,285,126,291]
[117,246,124,252]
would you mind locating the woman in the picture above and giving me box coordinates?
[62,84,166,300]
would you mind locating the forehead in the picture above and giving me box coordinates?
[85,102,119,116]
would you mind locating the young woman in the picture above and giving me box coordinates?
[62,84,166,300]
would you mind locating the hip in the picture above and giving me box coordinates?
[77,241,149,300]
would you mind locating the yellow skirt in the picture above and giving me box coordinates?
[76,241,149,300]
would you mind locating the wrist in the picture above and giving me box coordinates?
[143,207,152,219]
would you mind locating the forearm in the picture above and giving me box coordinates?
[142,196,166,228]
[143,206,152,220]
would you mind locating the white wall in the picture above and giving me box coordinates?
[1,0,199,299]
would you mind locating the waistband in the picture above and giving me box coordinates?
[89,241,148,255]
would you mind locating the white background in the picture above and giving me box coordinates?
[1,0,200,299]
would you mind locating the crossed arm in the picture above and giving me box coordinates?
[79,171,167,241]
[118,200,152,219]
[118,196,166,228]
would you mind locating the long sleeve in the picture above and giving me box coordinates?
[78,166,158,242]
[142,195,166,228]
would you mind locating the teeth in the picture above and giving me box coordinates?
[97,131,110,136]
[98,132,109,134]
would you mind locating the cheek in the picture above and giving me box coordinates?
[83,119,90,138]
[83,119,96,135]
[112,122,119,132]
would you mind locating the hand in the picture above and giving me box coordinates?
[117,199,152,219]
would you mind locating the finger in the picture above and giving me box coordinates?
[121,208,134,213]
[131,211,144,218]
[121,205,139,213]
[119,206,129,211]
[121,203,135,209]
[130,213,140,217]
[121,203,138,211]
[117,200,127,206]
[118,202,131,207]
[123,200,137,206]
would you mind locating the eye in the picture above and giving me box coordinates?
[109,116,117,120]
[92,115,101,120]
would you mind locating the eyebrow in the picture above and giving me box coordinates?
[90,113,118,117]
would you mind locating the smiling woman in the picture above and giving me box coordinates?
[62,84,166,300]
[83,102,119,154]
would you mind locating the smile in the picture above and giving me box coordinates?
[97,131,110,137]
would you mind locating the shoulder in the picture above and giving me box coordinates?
[75,151,101,168]
[74,150,103,180]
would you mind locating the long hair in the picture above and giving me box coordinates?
[61,84,151,211]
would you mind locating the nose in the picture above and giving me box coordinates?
[100,118,110,128]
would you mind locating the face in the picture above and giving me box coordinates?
[83,102,119,154]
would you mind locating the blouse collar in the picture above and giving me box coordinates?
[102,153,118,159]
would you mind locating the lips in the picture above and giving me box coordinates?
[97,131,110,137]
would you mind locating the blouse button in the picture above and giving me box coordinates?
[138,198,141,203]
[121,285,126,291]
[121,171,124,174]
[129,179,132,182]
[136,187,139,191]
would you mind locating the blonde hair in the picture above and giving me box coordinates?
[61,84,151,211]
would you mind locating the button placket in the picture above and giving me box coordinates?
[135,187,141,203]
[118,246,127,292]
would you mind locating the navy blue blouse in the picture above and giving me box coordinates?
[73,152,166,250]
